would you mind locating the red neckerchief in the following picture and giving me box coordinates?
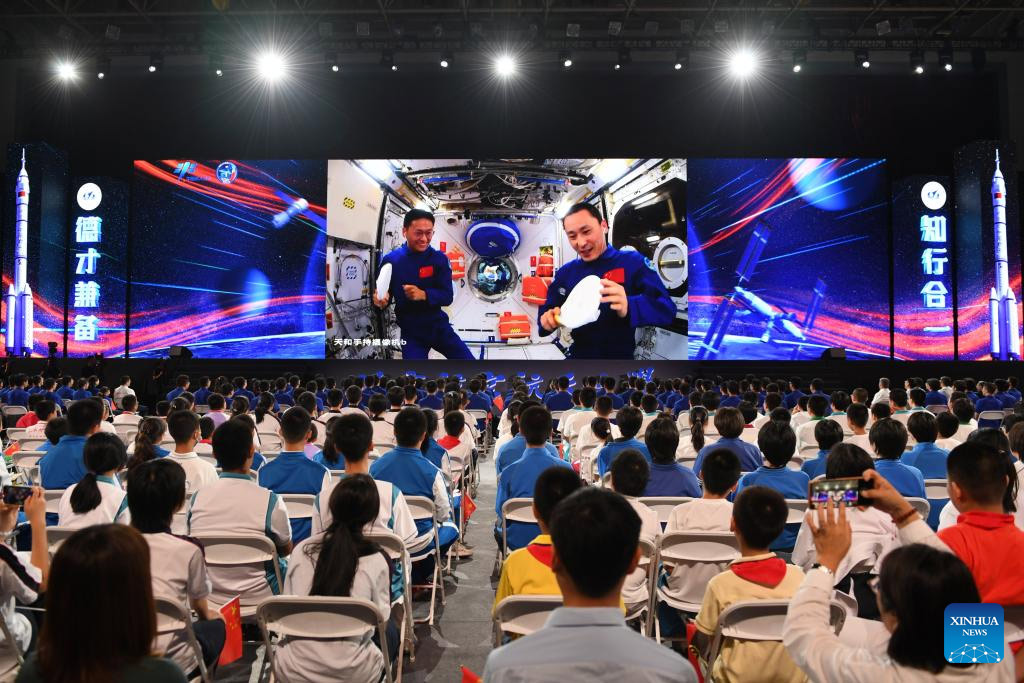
[730,557,787,588]
[956,510,1015,530]
[526,540,554,568]
[437,435,460,450]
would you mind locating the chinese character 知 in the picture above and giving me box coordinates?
[920,215,947,243]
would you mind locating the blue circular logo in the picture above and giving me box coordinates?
[216,162,238,184]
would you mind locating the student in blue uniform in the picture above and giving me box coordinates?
[538,203,675,359]
[869,418,925,498]
[924,378,947,408]
[165,375,189,403]
[737,421,809,550]
[596,406,652,478]
[40,399,103,499]
[543,377,574,412]
[372,209,473,360]
[901,411,949,479]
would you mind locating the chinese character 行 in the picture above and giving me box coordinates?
[75,248,101,275]
[73,314,98,341]
[75,216,102,243]
[921,280,948,309]
[921,248,948,276]
[73,281,100,308]
[920,215,947,243]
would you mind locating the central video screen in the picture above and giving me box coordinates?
[326,159,688,360]
[687,158,891,360]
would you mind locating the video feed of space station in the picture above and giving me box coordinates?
[325,159,687,360]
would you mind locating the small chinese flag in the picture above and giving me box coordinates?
[218,596,243,666]
[3,441,19,458]
[461,666,482,683]
[463,494,477,522]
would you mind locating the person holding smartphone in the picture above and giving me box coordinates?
[0,486,47,655]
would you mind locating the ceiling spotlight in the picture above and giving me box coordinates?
[939,45,953,71]
[792,50,806,73]
[256,51,286,82]
[96,56,109,79]
[674,50,689,71]
[855,49,870,69]
[560,51,573,69]
[440,51,452,68]
[55,60,77,81]
[326,51,339,72]
[911,49,924,74]
[728,47,759,79]
[615,47,631,70]
[495,54,516,77]
[148,53,162,73]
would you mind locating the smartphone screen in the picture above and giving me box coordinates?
[1,485,33,506]
[808,477,872,509]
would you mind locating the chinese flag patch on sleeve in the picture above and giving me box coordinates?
[419,265,434,279]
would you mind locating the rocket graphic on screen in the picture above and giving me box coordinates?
[990,149,1021,360]
[5,149,34,356]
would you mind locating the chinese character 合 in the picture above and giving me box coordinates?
[921,280,948,309]
[921,248,948,276]
[75,248,101,275]
[75,216,102,243]
[920,215,947,243]
[73,281,100,308]
[73,315,98,341]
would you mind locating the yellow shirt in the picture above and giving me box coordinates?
[694,553,807,683]
[493,534,560,614]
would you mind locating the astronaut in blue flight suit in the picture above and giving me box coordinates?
[538,202,676,359]
[372,209,474,360]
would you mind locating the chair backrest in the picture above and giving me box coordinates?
[191,534,283,597]
[924,479,948,500]
[656,532,740,607]
[926,405,948,414]
[466,409,488,422]
[784,499,809,525]
[195,404,211,415]
[492,595,562,641]
[4,428,26,443]
[501,498,536,525]
[281,493,316,520]
[43,489,65,515]
[798,444,819,459]
[259,596,392,683]
[906,497,931,518]
[979,410,1006,423]
[260,433,284,450]
[638,497,693,526]
[404,495,436,523]
[13,450,45,469]
[256,418,279,435]
[46,526,78,555]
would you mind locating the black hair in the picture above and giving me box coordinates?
[878,545,981,673]
[814,418,845,452]
[549,488,639,598]
[590,417,612,442]
[702,391,721,412]
[869,418,909,459]
[519,405,552,446]
[308,474,382,597]
[689,406,709,452]
[332,413,373,464]
[420,410,438,456]
[889,388,909,408]
[280,406,313,444]
[830,391,851,411]
[846,403,869,429]
[403,208,435,228]
[610,449,650,497]
[871,402,892,420]
[732,486,787,549]
[562,202,603,224]
[296,391,318,416]
[393,406,427,448]
[644,417,679,465]
[713,406,744,439]
[615,406,643,440]
[533,466,583,527]
[127,417,166,471]
[45,417,69,445]
[367,394,388,418]
[825,443,875,479]
[959,433,1018,511]
[33,399,56,421]
[212,418,254,471]
[207,393,225,411]
[807,395,829,417]
[166,410,200,445]
[935,411,959,439]
[907,411,938,443]
[908,387,927,407]
[443,410,465,437]
[121,395,138,412]
[229,395,249,417]
[127,459,187,533]
[701,448,742,495]
[67,399,102,436]
[757,421,797,467]
[769,406,791,424]
[254,392,276,424]
[70,433,128,514]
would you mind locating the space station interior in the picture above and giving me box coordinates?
[325,158,688,360]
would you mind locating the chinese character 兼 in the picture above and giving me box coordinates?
[73,281,100,308]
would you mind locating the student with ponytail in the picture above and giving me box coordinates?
[677,406,710,463]
[278,474,396,682]
[58,433,130,528]
[127,417,169,471]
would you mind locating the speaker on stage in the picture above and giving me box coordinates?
[168,345,193,360]
[820,347,846,361]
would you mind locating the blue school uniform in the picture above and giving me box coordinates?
[694,437,762,476]
[596,439,652,478]
[257,451,330,543]
[924,390,947,407]
[496,436,561,477]
[800,451,829,480]
[165,387,185,402]
[39,435,88,489]
[784,390,805,410]
[875,459,926,498]
[643,462,701,498]
[192,387,212,406]
[719,396,741,408]
[6,388,29,407]
[900,442,949,480]
[495,447,572,550]
[371,446,458,556]
[419,394,444,410]
[544,391,574,412]
[737,466,810,549]
[537,245,675,359]
[379,243,473,360]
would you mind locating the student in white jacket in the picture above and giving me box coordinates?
[782,471,1014,683]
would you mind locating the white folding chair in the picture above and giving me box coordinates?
[16,439,45,452]
[374,442,396,454]
[647,531,741,642]
[113,423,136,445]
[0,612,24,674]
[367,530,415,678]
[45,526,78,557]
[12,451,44,484]
[43,490,65,516]
[403,496,446,625]
[926,405,948,414]
[924,478,948,500]
[124,429,138,445]
[1,409,26,429]
[3,429,26,445]
[191,534,284,618]
[280,494,316,527]
[499,498,536,559]
[256,418,280,435]
[979,410,1006,427]
[260,434,283,451]
[638,497,693,528]
[624,537,656,634]
[257,596,393,683]
[702,599,847,681]
[492,595,562,646]
[906,497,931,519]
[798,444,819,460]
[195,405,210,415]
[784,499,809,525]
[154,597,211,683]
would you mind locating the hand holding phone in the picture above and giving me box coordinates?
[2,485,34,506]
[808,477,873,509]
